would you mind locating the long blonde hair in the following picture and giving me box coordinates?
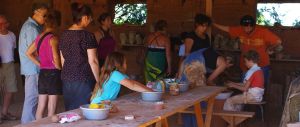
[184,61,206,87]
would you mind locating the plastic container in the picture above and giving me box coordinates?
[215,91,233,100]
[178,83,189,92]
[141,91,163,102]
[169,83,179,96]
[80,104,110,120]
[155,101,165,110]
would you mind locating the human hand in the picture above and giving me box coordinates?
[167,67,172,76]
[266,48,274,55]
[225,81,235,87]
[207,80,215,86]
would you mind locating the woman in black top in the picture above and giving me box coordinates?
[184,13,211,56]
[59,3,100,111]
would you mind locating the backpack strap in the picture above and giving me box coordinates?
[37,32,52,55]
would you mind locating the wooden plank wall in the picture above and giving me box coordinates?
[1,0,300,74]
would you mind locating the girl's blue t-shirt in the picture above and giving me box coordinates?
[91,70,127,104]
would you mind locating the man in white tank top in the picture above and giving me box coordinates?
[0,14,17,124]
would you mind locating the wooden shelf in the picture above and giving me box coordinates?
[121,44,144,47]
[271,58,300,62]
[215,48,241,52]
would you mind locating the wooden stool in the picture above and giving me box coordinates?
[245,101,266,122]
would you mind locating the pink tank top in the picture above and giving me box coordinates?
[34,34,56,69]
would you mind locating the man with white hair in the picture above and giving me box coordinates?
[18,3,48,123]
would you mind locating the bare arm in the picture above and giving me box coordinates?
[184,38,193,56]
[164,37,172,74]
[49,36,61,70]
[60,51,65,68]
[120,79,153,92]
[177,61,184,79]
[267,40,283,54]
[228,80,251,92]
[94,31,103,44]
[213,23,230,33]
[26,42,40,66]
[87,48,100,82]
[207,56,227,85]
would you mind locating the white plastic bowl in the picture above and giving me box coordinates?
[215,91,233,100]
[178,83,189,92]
[141,91,163,102]
[80,104,110,120]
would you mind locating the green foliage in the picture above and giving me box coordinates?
[256,4,299,27]
[114,4,147,25]
[292,20,300,27]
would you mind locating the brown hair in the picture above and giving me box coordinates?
[243,50,260,63]
[194,13,212,26]
[97,12,111,25]
[154,20,167,31]
[91,52,126,100]
[71,2,92,24]
[32,3,49,15]
[44,10,61,29]
[99,52,126,88]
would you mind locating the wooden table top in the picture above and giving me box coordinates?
[15,86,225,127]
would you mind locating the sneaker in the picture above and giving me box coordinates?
[1,113,17,120]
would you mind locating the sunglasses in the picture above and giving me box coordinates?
[35,10,47,18]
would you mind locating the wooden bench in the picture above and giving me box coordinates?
[179,109,255,127]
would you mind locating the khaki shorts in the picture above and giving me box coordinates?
[0,62,18,92]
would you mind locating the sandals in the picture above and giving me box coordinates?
[1,113,17,120]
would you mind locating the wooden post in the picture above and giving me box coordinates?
[205,0,213,43]
[205,0,212,16]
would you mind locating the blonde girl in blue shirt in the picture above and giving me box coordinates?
[91,52,153,104]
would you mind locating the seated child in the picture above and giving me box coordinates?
[90,52,153,104]
[223,50,264,111]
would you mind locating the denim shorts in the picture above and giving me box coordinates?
[38,69,62,95]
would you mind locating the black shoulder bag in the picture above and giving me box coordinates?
[36,32,53,55]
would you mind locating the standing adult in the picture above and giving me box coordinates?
[94,13,118,67]
[0,15,17,124]
[18,3,48,124]
[26,11,62,120]
[184,13,211,56]
[144,20,171,82]
[59,3,100,111]
[214,15,282,85]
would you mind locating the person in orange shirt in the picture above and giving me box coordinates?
[213,15,282,86]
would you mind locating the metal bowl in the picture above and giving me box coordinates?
[141,91,163,102]
[178,83,189,92]
[80,104,110,120]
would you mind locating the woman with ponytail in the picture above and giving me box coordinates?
[58,3,100,110]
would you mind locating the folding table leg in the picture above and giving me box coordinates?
[194,102,204,127]
[205,97,216,127]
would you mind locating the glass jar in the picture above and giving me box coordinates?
[169,83,179,96]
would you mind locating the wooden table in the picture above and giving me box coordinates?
[15,86,225,127]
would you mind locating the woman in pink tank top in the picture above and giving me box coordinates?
[26,11,62,120]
